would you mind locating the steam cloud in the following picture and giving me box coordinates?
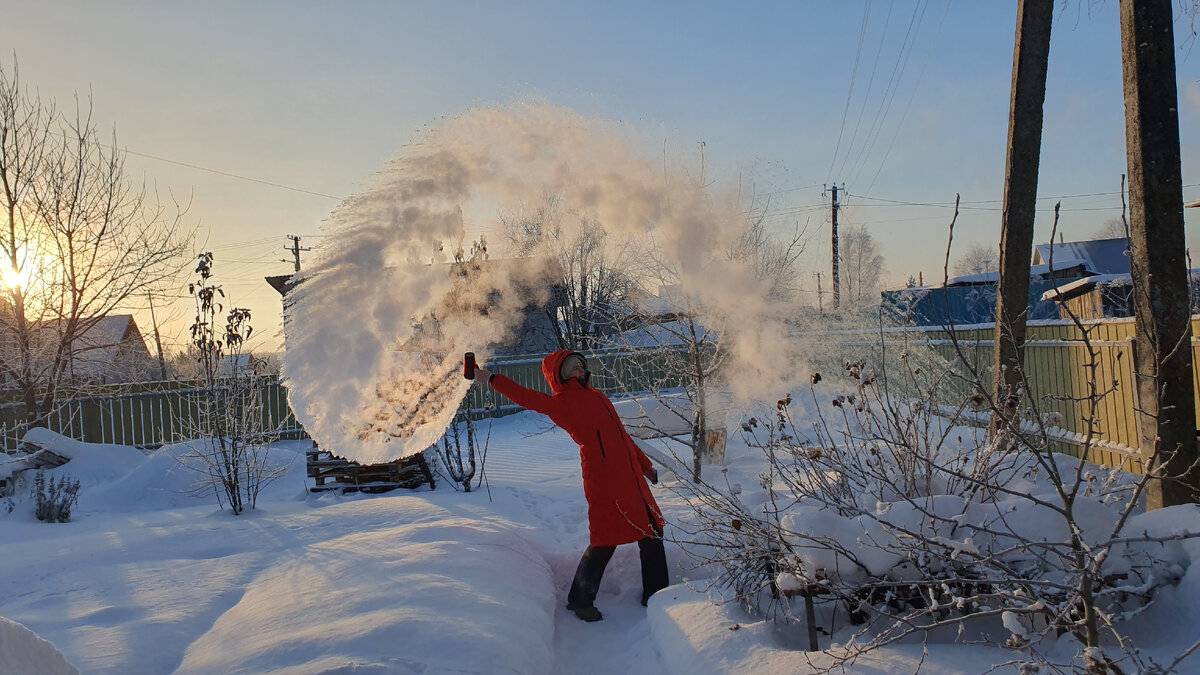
[283,102,800,464]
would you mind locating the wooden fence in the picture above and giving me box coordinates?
[824,317,1200,472]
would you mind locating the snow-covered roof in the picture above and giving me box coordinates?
[941,258,1089,287]
[1040,273,1131,301]
[75,315,136,351]
[1041,269,1200,302]
[1034,237,1130,275]
[66,315,152,381]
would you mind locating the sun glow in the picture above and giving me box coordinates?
[1,264,33,292]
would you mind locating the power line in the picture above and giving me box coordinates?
[835,0,895,180]
[828,0,874,184]
[79,130,344,201]
[120,146,344,200]
[846,0,930,187]
[846,183,1200,210]
[863,0,951,193]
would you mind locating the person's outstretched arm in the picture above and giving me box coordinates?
[474,366,562,420]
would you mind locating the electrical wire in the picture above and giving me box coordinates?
[845,0,930,187]
[863,0,952,193]
[827,0,874,184]
[835,0,896,181]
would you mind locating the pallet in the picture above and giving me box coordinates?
[306,446,435,494]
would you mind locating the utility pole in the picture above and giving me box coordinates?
[991,0,1053,437]
[1120,0,1198,507]
[826,184,842,310]
[283,235,310,272]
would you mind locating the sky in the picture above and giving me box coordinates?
[3,0,1200,353]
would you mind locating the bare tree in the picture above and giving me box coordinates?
[0,58,190,430]
[610,276,729,484]
[499,193,636,350]
[612,210,807,483]
[1092,216,1130,240]
[952,242,999,277]
[727,211,809,303]
[838,223,886,307]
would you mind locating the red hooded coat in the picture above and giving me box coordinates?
[490,350,665,547]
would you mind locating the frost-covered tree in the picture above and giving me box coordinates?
[838,223,886,307]
[952,242,998,277]
[0,57,190,429]
[499,193,637,350]
[668,324,1200,673]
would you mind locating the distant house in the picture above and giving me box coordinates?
[883,237,1131,326]
[0,314,157,385]
[66,315,158,383]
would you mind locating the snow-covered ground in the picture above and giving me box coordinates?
[1,406,1198,674]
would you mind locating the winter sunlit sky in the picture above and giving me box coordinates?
[3,0,1200,352]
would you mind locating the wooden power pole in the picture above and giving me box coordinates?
[1120,0,1199,507]
[828,184,841,311]
[284,235,310,272]
[992,0,1053,436]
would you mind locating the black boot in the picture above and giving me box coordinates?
[567,545,615,621]
[570,605,603,622]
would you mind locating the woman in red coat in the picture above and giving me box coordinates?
[474,350,668,622]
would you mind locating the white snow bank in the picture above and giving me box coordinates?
[175,497,557,675]
[16,427,148,486]
[87,439,309,511]
[647,584,1013,675]
[0,616,77,675]
[4,429,310,515]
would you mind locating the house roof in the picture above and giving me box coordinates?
[934,258,1090,288]
[1042,269,1200,302]
[1040,273,1130,302]
[76,315,137,350]
[1033,237,1130,275]
[68,315,150,379]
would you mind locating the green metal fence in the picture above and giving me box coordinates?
[0,378,301,451]
[1,347,687,452]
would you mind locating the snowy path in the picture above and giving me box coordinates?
[475,416,672,674]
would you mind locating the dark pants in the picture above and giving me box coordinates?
[567,513,668,608]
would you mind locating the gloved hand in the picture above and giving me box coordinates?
[644,466,658,485]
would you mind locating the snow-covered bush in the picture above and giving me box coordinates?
[33,471,80,523]
[670,341,1199,673]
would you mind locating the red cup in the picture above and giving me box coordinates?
[463,352,477,380]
